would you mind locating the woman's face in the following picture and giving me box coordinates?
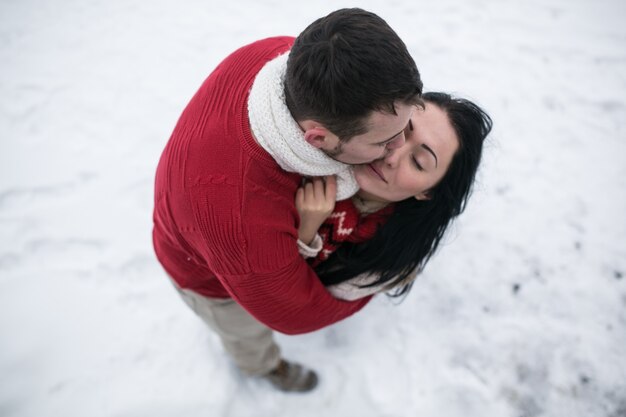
[353,102,460,203]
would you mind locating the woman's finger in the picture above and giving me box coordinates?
[312,177,325,198]
[324,175,337,201]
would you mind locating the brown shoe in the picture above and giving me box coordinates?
[263,359,318,392]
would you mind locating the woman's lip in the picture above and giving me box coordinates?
[368,163,387,183]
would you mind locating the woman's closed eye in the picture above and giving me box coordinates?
[412,156,424,171]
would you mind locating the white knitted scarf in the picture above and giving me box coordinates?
[248,53,359,201]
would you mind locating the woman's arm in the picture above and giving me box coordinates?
[326,272,383,300]
[327,269,418,300]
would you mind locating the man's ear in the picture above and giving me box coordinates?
[414,191,432,201]
[303,127,329,149]
[300,120,336,150]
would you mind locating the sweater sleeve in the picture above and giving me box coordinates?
[327,273,386,301]
[297,234,322,258]
[220,257,371,335]
[188,185,371,335]
[328,269,420,301]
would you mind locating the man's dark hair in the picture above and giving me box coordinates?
[284,8,423,140]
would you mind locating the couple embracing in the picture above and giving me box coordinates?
[153,8,492,392]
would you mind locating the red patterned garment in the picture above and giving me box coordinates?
[310,198,393,267]
[153,37,373,335]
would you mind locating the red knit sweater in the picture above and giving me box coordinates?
[311,199,392,267]
[153,37,371,335]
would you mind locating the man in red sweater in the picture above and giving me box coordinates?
[153,8,422,392]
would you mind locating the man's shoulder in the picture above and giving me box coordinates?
[243,36,295,53]
[223,36,294,66]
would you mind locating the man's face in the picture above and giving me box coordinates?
[320,102,416,165]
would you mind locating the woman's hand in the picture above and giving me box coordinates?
[295,176,336,246]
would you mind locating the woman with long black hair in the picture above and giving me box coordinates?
[296,92,493,300]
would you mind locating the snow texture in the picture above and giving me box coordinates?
[1,0,625,416]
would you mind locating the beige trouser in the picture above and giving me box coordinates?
[172,283,281,376]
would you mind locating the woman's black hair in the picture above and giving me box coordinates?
[315,92,493,296]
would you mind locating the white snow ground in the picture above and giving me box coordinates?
[1,0,625,416]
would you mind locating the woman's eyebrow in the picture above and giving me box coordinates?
[421,144,438,167]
